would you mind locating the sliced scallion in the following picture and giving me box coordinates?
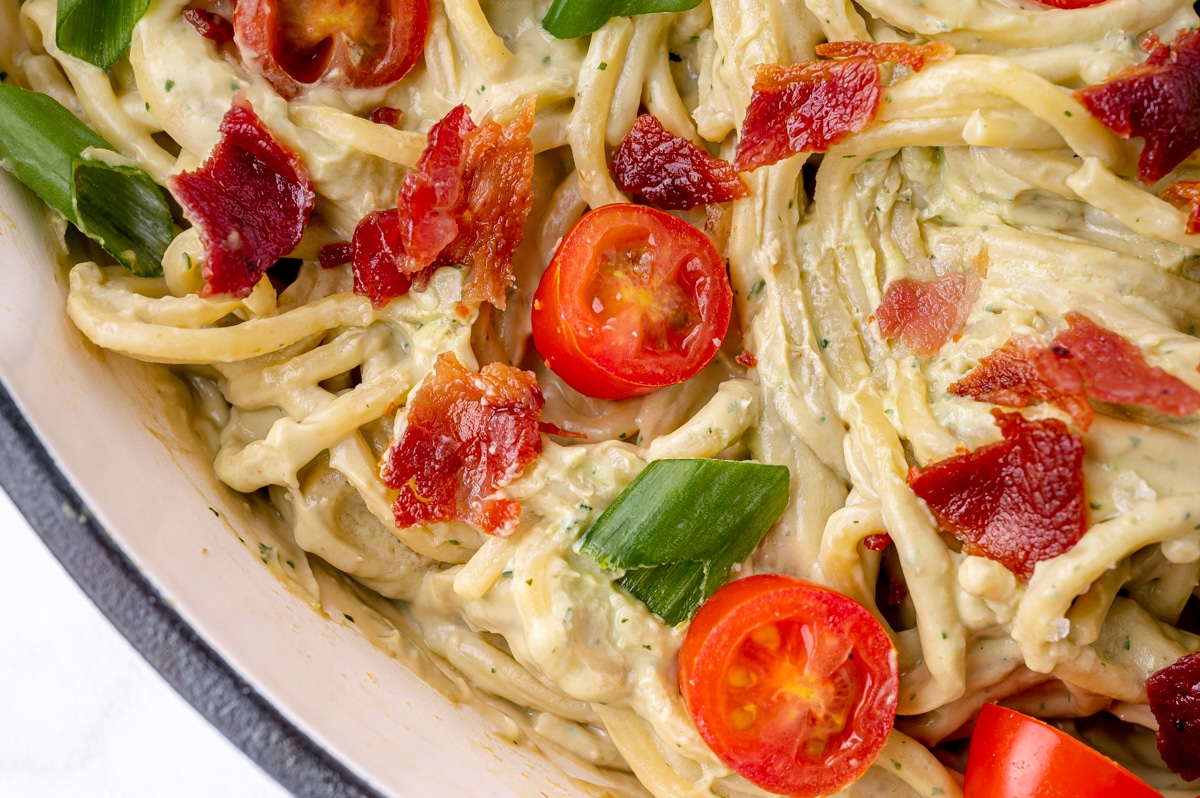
[542,0,702,40]
[0,85,173,276]
[56,0,152,70]
[580,458,790,625]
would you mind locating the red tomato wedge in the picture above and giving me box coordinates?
[678,574,899,798]
[234,0,428,98]
[531,204,732,401]
[964,704,1162,798]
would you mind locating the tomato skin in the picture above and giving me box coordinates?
[678,574,899,798]
[234,0,428,98]
[531,204,732,401]
[964,704,1162,798]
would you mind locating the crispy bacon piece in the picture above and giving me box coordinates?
[611,114,750,210]
[1147,652,1200,782]
[734,41,951,172]
[1160,179,1200,234]
[398,99,535,308]
[317,240,352,269]
[950,336,1095,430]
[736,350,758,368]
[440,98,536,308]
[170,97,314,298]
[1074,29,1200,184]
[351,209,411,307]
[908,410,1086,579]
[874,273,977,356]
[1053,312,1200,417]
[371,106,404,127]
[381,352,544,536]
[813,41,954,71]
[183,7,234,44]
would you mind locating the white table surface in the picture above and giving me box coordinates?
[0,486,291,798]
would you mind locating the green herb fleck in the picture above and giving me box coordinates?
[748,279,766,300]
[165,79,175,91]
[343,613,355,623]
[598,62,608,70]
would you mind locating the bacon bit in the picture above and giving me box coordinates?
[1074,29,1200,184]
[370,106,404,127]
[1031,0,1108,7]
[813,41,954,71]
[397,99,535,308]
[442,98,536,308]
[950,336,1095,430]
[1147,652,1200,781]
[1160,179,1200,234]
[908,410,1086,579]
[611,114,750,210]
[734,42,951,173]
[736,349,758,368]
[318,241,352,269]
[381,352,543,536]
[863,533,893,552]
[183,7,234,45]
[169,97,314,298]
[350,209,411,307]
[734,59,881,172]
[537,421,587,440]
[1053,312,1200,417]
[875,273,977,356]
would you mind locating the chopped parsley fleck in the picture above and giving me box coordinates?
[598,62,608,70]
[165,80,175,91]
[343,613,355,623]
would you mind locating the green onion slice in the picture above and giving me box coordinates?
[542,0,702,40]
[0,85,173,276]
[56,0,152,70]
[580,458,790,625]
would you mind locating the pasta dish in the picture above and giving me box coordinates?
[2,0,1200,795]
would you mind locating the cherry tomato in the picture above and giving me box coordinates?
[1035,0,1108,7]
[964,704,1162,798]
[235,0,428,97]
[678,574,899,798]
[531,204,732,401]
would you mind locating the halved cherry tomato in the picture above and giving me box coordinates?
[234,0,428,98]
[1035,0,1108,7]
[964,704,1162,798]
[531,204,732,401]
[678,574,899,798]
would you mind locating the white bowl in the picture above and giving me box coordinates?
[0,171,596,796]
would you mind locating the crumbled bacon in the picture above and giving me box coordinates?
[950,336,1095,430]
[1147,652,1200,782]
[1052,312,1200,417]
[734,41,951,172]
[538,421,587,440]
[908,410,1086,579]
[813,41,954,71]
[317,241,352,269]
[343,100,535,308]
[874,273,977,356]
[371,106,404,127]
[169,97,314,298]
[183,7,234,45]
[736,349,758,368]
[863,533,893,552]
[381,352,544,537]
[1074,29,1200,184]
[611,114,750,210]
[351,209,411,307]
[1160,179,1200,234]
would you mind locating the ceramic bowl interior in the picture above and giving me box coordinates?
[0,171,596,797]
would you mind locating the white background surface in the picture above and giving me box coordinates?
[0,486,291,798]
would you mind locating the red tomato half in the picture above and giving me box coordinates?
[235,0,428,97]
[531,204,732,401]
[964,704,1161,798]
[678,574,899,798]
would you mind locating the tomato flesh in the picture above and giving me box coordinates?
[964,704,1162,798]
[678,574,899,798]
[531,204,731,400]
[235,0,428,97]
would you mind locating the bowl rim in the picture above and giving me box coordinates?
[0,380,382,798]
